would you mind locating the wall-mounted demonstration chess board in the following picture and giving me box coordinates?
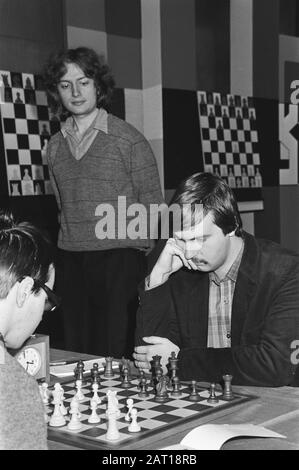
[46,372,256,450]
[197,91,262,190]
[0,70,61,196]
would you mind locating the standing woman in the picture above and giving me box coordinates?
[43,47,163,358]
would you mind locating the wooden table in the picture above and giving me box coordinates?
[48,349,299,450]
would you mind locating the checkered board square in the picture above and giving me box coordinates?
[197,91,263,190]
[0,70,61,196]
[46,372,256,450]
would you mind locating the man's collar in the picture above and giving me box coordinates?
[210,238,244,285]
[61,108,108,137]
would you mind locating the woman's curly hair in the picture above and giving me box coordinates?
[43,47,115,115]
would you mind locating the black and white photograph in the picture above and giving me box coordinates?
[0,0,299,456]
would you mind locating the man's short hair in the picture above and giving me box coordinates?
[171,172,243,236]
[0,212,55,299]
[43,47,115,115]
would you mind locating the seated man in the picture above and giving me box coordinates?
[0,212,59,449]
[134,173,299,386]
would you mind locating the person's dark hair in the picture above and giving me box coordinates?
[171,172,243,236]
[43,47,115,115]
[0,212,55,299]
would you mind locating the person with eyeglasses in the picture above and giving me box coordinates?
[0,211,58,449]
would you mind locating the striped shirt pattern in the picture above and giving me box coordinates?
[207,241,244,348]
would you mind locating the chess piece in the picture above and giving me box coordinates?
[138,376,149,398]
[128,408,141,433]
[1,73,9,87]
[74,360,85,381]
[125,398,134,422]
[88,399,101,424]
[11,183,20,196]
[90,362,101,385]
[67,398,82,430]
[120,366,132,388]
[40,382,50,405]
[15,91,23,104]
[155,375,169,402]
[25,77,33,89]
[22,169,31,181]
[170,376,182,398]
[241,168,249,188]
[91,383,101,405]
[41,124,50,136]
[228,168,236,188]
[104,357,114,378]
[34,182,43,195]
[75,379,85,401]
[54,383,67,416]
[105,410,120,441]
[222,374,234,400]
[207,383,219,404]
[49,385,66,427]
[106,390,120,418]
[168,351,179,381]
[188,380,201,402]
[255,168,262,187]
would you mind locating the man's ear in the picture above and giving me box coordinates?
[16,277,34,308]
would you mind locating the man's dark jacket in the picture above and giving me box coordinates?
[136,232,299,386]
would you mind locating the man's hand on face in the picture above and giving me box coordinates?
[147,238,198,289]
[133,336,180,374]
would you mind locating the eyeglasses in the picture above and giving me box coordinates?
[34,282,61,312]
[17,277,61,312]
[38,283,61,312]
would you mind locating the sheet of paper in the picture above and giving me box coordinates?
[50,358,119,377]
[161,424,286,450]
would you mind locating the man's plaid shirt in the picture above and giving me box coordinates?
[207,241,244,348]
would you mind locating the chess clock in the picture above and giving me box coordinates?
[14,334,50,383]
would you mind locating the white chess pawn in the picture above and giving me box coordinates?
[91,383,101,405]
[67,399,82,431]
[125,398,134,422]
[128,408,141,433]
[88,399,101,424]
[22,169,32,181]
[75,379,85,401]
[70,396,81,419]
[105,410,120,441]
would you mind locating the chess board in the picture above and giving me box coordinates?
[0,70,61,196]
[47,372,256,450]
[197,91,262,190]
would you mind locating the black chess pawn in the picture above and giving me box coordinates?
[138,376,149,398]
[120,366,132,388]
[170,376,182,398]
[90,363,101,386]
[207,383,219,404]
[74,360,85,381]
[222,374,234,400]
[188,380,201,402]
